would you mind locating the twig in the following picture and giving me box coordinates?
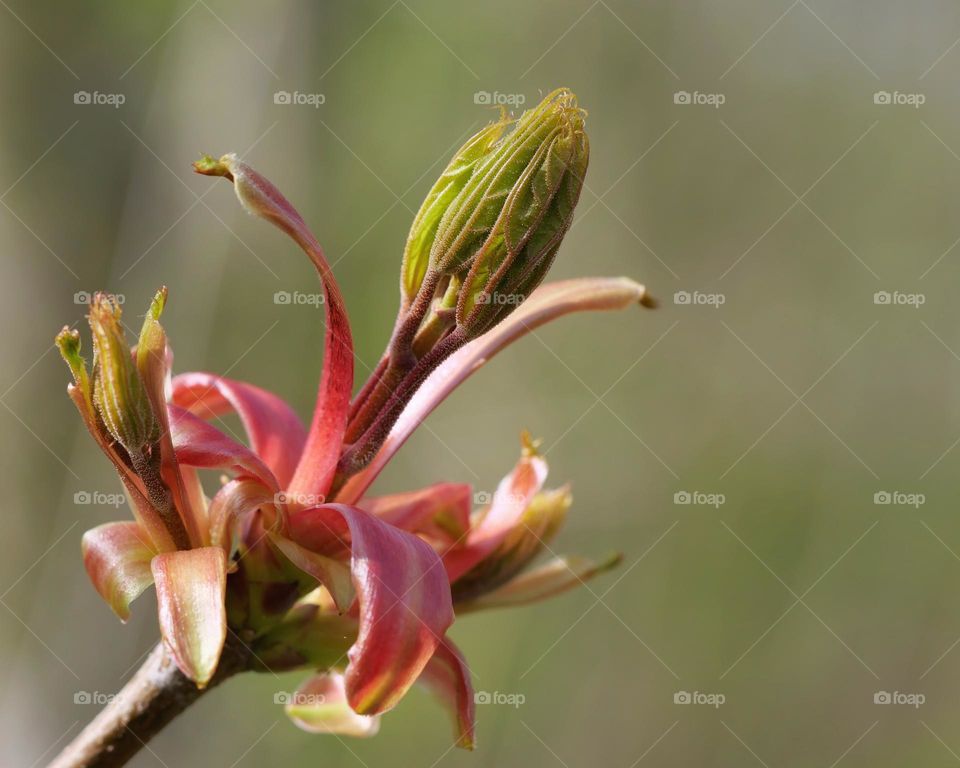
[48,636,252,768]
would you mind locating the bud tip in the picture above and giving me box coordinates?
[193,154,235,180]
[639,293,658,309]
[148,286,168,320]
[520,429,542,458]
[56,326,87,385]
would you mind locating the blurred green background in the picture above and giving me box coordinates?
[5,1,960,765]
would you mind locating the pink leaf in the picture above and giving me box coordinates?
[270,533,356,612]
[81,522,157,622]
[195,154,354,500]
[288,503,454,714]
[419,637,476,750]
[285,672,380,737]
[151,547,228,687]
[444,444,548,582]
[136,296,203,548]
[359,482,472,546]
[169,405,279,493]
[207,479,276,553]
[171,372,307,488]
[66,385,178,552]
[337,277,648,502]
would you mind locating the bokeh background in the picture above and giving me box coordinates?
[4,1,960,765]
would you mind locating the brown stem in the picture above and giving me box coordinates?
[390,270,441,355]
[48,636,252,768]
[343,355,415,444]
[345,271,442,444]
[128,450,192,551]
[348,353,389,421]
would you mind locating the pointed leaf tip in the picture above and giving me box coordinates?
[56,327,88,389]
[458,551,622,612]
[286,673,380,738]
[89,293,159,453]
[337,276,655,503]
[419,638,476,750]
[148,286,167,320]
[519,429,542,458]
[193,153,234,179]
[152,547,228,687]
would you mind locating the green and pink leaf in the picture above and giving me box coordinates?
[456,552,622,613]
[171,372,306,488]
[359,482,472,546]
[194,154,354,501]
[419,637,476,750]
[337,277,649,503]
[288,504,454,714]
[81,521,157,622]
[286,672,380,737]
[151,546,228,687]
[169,405,278,492]
[444,441,548,582]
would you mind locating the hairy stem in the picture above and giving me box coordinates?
[345,270,442,444]
[331,327,468,495]
[48,636,252,768]
[348,354,389,422]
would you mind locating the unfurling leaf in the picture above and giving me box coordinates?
[195,153,354,502]
[270,533,356,612]
[152,547,228,687]
[287,504,454,714]
[401,116,507,303]
[337,277,651,504]
[88,293,159,453]
[451,486,571,603]
[286,673,380,737]
[443,434,549,583]
[171,372,307,488]
[422,89,589,338]
[456,552,622,613]
[419,637,476,750]
[82,521,157,622]
[359,482,472,545]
